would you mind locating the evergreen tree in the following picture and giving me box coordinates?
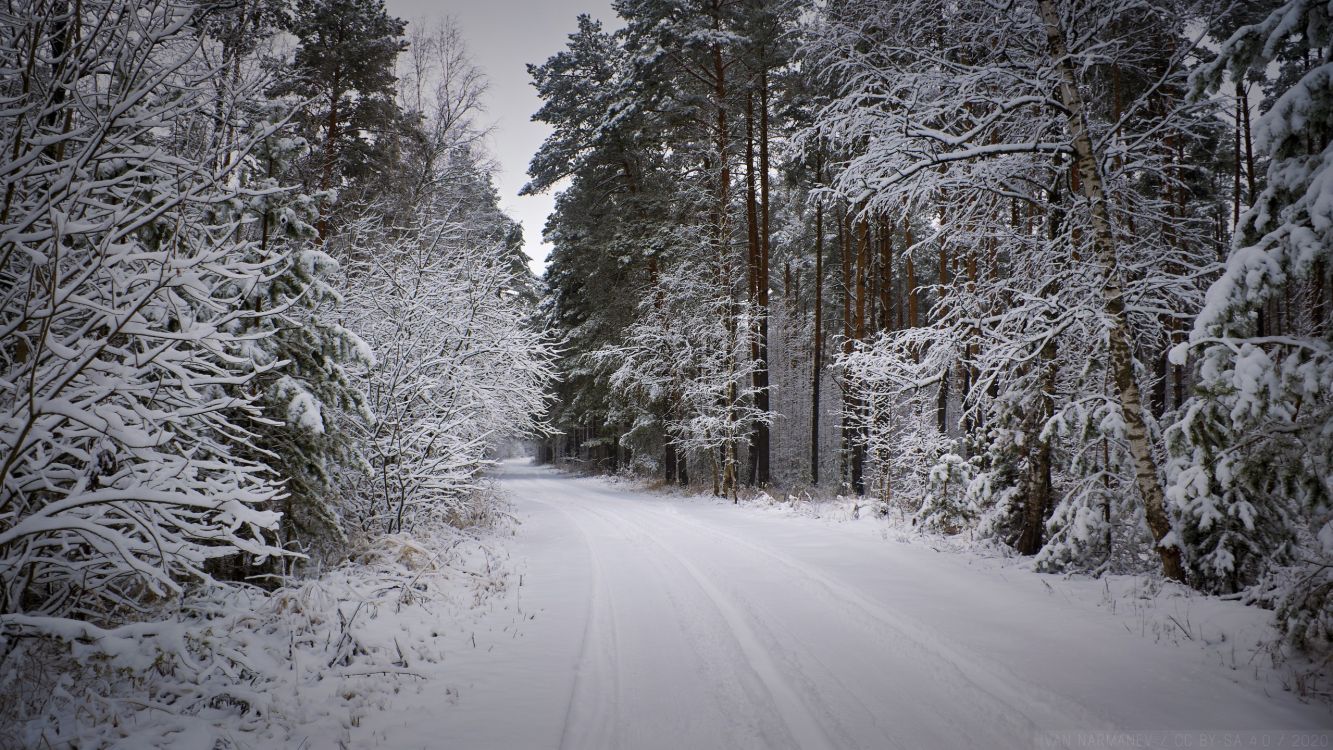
[228,122,373,567]
[1168,0,1332,652]
[527,13,676,473]
[195,9,376,569]
[273,0,408,239]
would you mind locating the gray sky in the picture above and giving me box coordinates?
[385,0,617,275]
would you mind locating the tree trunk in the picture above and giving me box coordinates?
[1037,0,1185,582]
[1017,338,1057,555]
[962,250,979,438]
[937,240,950,432]
[877,220,891,330]
[708,1,737,501]
[840,209,854,486]
[1233,92,1243,226]
[855,219,868,344]
[812,197,824,485]
[1240,80,1256,202]
[754,61,772,486]
[319,81,340,244]
[905,254,918,329]
[745,91,761,486]
[850,218,869,495]
[665,439,678,484]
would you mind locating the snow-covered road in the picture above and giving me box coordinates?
[355,462,1329,749]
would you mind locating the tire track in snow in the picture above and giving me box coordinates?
[522,472,1117,747]
[531,484,808,750]
[582,495,992,748]
[521,486,624,750]
[545,481,916,748]
[624,499,1120,739]
[571,499,848,750]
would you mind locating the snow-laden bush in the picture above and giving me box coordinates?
[340,213,555,534]
[0,0,292,627]
[0,519,506,749]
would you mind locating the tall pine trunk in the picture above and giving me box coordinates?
[850,218,869,495]
[840,210,854,486]
[709,1,738,501]
[754,61,772,486]
[745,91,762,486]
[811,197,824,485]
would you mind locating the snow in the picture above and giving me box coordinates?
[3,462,1330,747]
[286,391,325,433]
[1,524,511,748]
[355,461,1331,749]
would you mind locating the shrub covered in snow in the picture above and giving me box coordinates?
[0,0,291,629]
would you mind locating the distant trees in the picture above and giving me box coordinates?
[531,0,794,495]
[605,257,769,500]
[803,0,1223,579]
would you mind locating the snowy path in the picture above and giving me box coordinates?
[354,462,1329,749]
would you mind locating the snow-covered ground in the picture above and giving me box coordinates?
[1,526,512,749]
[353,461,1331,749]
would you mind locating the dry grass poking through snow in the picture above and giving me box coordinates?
[0,510,513,749]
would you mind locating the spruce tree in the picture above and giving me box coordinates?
[1168,0,1332,651]
[229,121,372,566]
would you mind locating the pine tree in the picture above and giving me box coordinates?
[274,0,407,240]
[192,9,376,569]
[527,12,683,473]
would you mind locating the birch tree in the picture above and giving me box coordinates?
[804,0,1221,577]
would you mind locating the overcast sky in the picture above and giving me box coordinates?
[384,0,617,275]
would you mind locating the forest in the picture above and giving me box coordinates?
[0,0,1329,744]
[531,0,1330,664]
[0,0,554,743]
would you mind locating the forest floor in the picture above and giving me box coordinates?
[351,460,1331,750]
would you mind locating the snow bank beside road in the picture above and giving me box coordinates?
[0,522,513,749]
